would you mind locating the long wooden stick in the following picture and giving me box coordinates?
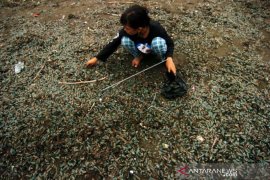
[107,1,134,4]
[32,62,46,81]
[59,77,106,85]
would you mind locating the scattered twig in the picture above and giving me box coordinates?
[32,61,47,81]
[117,132,128,144]
[107,1,134,4]
[89,102,95,112]
[120,91,166,113]
[211,137,219,152]
[222,70,258,87]
[133,173,140,180]
[104,13,120,17]
[59,77,106,85]
[148,92,157,110]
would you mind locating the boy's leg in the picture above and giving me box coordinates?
[151,37,176,80]
[121,36,141,58]
[151,37,167,61]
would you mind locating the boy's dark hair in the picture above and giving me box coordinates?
[120,5,150,29]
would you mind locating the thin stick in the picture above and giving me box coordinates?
[133,173,140,180]
[59,77,106,85]
[221,70,257,87]
[101,60,165,92]
[89,102,95,112]
[117,133,128,144]
[32,62,46,81]
[104,13,120,17]
[107,1,134,4]
[148,92,157,110]
[211,137,218,152]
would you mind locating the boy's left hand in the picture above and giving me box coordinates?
[165,57,176,75]
[132,56,143,68]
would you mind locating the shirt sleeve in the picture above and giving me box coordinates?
[95,30,123,62]
[156,23,174,58]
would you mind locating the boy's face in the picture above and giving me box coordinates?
[123,25,138,35]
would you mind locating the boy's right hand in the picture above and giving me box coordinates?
[85,57,98,67]
[132,56,143,68]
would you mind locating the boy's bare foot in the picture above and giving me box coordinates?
[132,56,143,68]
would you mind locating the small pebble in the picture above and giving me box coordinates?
[196,135,204,142]
[162,143,169,149]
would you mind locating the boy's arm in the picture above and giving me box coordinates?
[95,31,123,62]
[165,37,174,59]
[157,23,176,74]
[155,22,174,58]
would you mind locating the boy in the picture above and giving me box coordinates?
[86,5,176,75]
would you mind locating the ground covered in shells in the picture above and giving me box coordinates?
[0,0,269,179]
